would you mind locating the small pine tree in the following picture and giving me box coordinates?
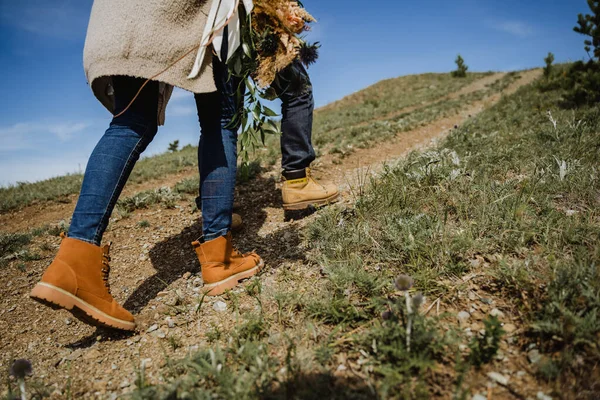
[573,0,600,60]
[544,52,555,78]
[168,140,180,152]
[451,54,468,78]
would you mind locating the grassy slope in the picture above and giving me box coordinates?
[0,73,490,214]
[129,69,599,398]
[0,145,199,213]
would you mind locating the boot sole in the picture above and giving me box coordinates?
[30,282,136,331]
[203,260,263,296]
[283,192,341,211]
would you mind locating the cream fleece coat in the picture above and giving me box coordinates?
[83,0,217,124]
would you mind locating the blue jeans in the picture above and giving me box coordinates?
[274,61,316,172]
[68,58,238,245]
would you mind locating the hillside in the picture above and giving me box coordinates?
[2,67,599,399]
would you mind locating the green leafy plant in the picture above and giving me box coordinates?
[226,2,318,163]
[544,52,555,78]
[167,139,180,152]
[574,0,600,60]
[451,54,468,78]
[468,316,504,368]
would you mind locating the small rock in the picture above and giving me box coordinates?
[472,394,487,400]
[457,311,470,321]
[480,297,493,305]
[193,277,202,287]
[67,349,84,361]
[213,301,227,312]
[487,371,509,386]
[111,364,118,370]
[516,370,526,378]
[182,272,192,280]
[150,329,166,339]
[565,209,577,217]
[468,291,477,300]
[84,349,102,360]
[119,379,130,388]
[156,304,170,315]
[146,324,159,333]
[537,392,552,400]
[65,318,72,325]
[490,308,505,318]
[336,364,347,372]
[502,323,517,333]
[471,310,484,321]
[528,349,542,365]
[494,350,506,361]
[166,317,175,328]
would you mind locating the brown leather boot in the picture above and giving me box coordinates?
[282,168,340,210]
[192,233,262,296]
[30,235,135,331]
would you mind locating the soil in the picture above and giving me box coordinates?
[0,69,550,399]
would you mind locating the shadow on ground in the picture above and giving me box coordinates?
[261,371,377,400]
[65,173,316,348]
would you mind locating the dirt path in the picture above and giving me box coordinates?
[0,70,543,399]
[320,69,541,188]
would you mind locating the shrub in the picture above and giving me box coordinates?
[451,55,468,78]
[544,52,555,78]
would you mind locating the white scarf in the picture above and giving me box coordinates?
[188,0,254,79]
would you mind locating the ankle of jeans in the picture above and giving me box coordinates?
[203,228,230,242]
[66,234,100,247]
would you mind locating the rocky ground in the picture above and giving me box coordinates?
[1,69,558,399]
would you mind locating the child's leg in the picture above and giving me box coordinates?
[68,77,159,245]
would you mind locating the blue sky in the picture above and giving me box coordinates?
[0,0,590,186]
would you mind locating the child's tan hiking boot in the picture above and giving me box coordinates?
[192,233,262,296]
[30,235,135,331]
[282,168,339,210]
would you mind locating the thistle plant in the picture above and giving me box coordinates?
[390,274,424,352]
[9,359,32,400]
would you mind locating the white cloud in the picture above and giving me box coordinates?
[48,122,92,140]
[490,20,534,37]
[0,121,93,151]
[0,122,40,151]
[0,0,90,40]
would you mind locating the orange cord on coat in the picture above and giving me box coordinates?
[112,45,200,119]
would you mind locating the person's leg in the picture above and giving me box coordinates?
[191,56,262,296]
[273,61,339,210]
[31,77,159,331]
[69,77,159,244]
[194,60,238,241]
[275,61,316,171]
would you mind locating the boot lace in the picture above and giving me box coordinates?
[101,245,112,294]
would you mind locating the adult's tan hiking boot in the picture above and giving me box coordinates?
[192,233,262,296]
[282,168,339,210]
[30,235,135,331]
